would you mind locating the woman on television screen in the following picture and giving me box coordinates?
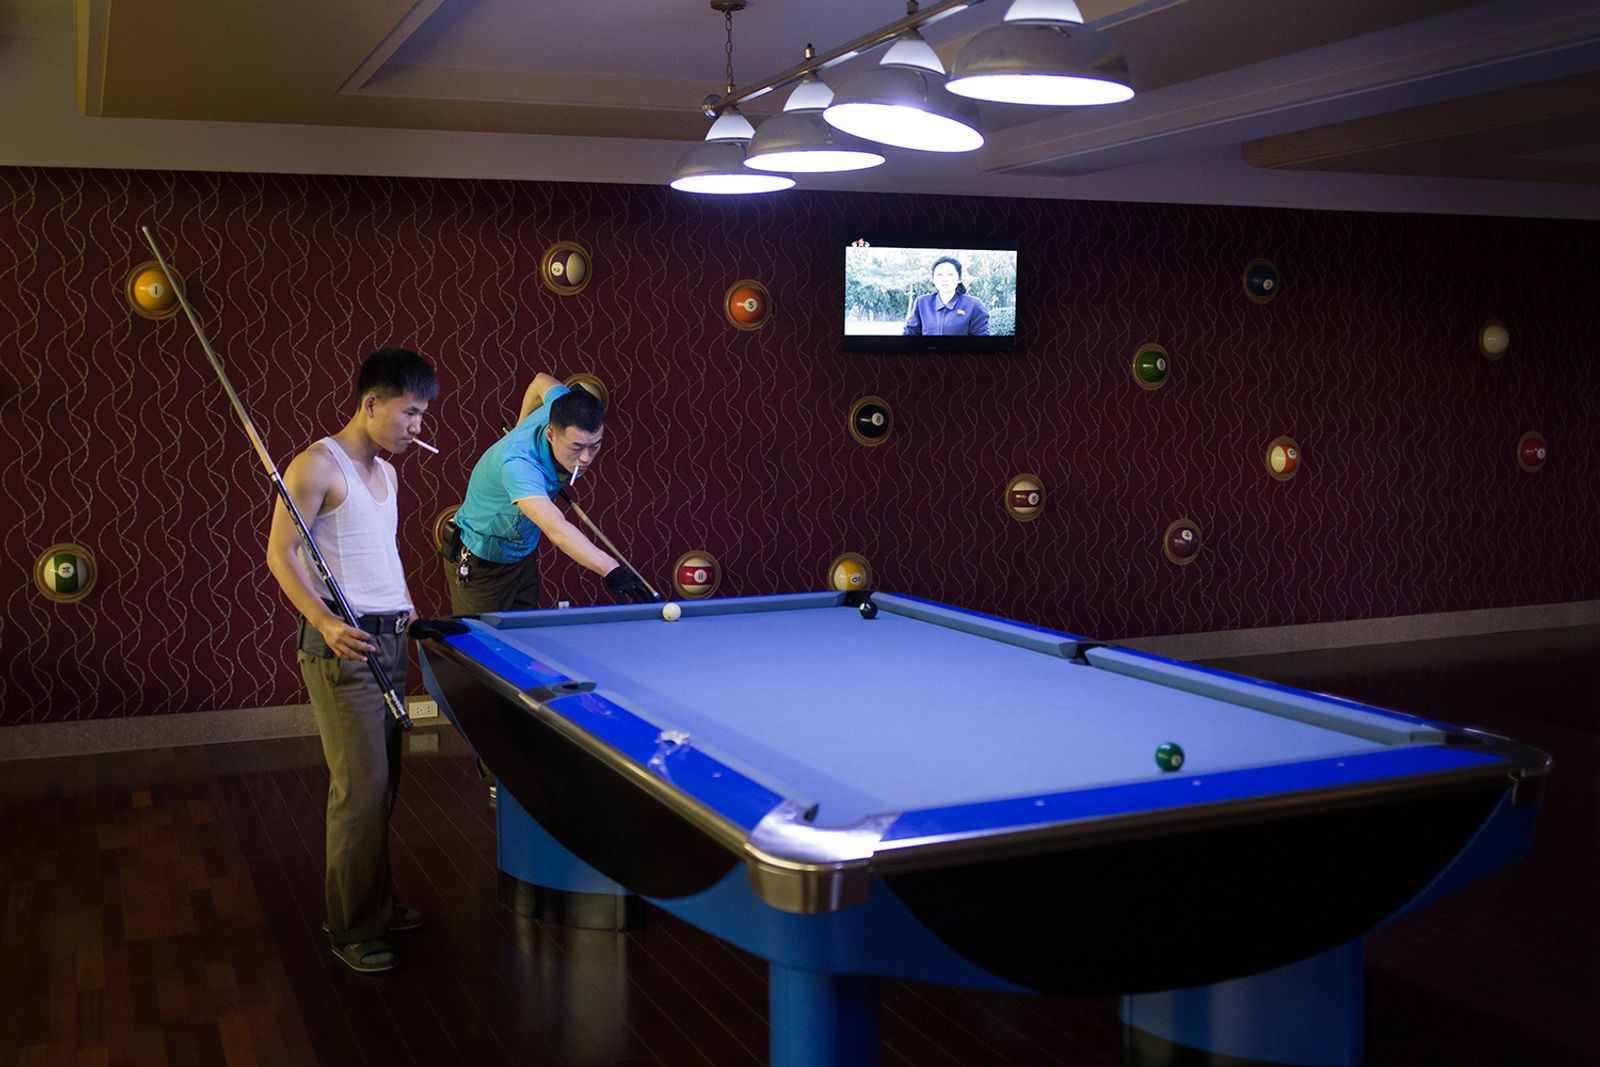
[903,255,990,337]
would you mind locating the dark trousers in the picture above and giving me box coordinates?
[444,551,541,615]
[443,551,539,791]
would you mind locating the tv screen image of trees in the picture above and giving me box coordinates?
[845,244,1018,337]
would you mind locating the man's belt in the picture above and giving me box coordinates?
[354,611,410,635]
[323,600,410,634]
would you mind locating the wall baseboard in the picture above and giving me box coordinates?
[5,600,1597,762]
[1117,600,1600,662]
[0,703,323,762]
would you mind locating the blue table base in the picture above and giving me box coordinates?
[497,788,643,931]
[493,793,1373,1067]
[1121,943,1363,1067]
[772,965,881,1067]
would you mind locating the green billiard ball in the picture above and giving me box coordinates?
[1134,349,1168,383]
[1155,742,1185,772]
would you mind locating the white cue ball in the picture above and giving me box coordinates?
[661,602,682,622]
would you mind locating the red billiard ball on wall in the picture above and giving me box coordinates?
[1516,432,1547,473]
[673,551,721,599]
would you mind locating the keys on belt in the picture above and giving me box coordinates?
[440,518,473,585]
[322,600,410,634]
[355,612,411,635]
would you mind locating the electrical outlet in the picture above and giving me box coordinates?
[406,696,440,722]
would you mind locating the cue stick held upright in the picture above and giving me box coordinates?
[139,225,413,730]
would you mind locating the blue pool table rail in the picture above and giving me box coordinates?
[421,592,1549,914]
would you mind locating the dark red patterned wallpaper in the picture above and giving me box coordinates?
[1,168,1595,724]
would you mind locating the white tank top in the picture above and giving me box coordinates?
[297,437,413,616]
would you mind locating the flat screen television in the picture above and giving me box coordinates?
[842,235,1019,353]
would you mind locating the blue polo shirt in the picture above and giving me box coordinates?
[903,292,990,336]
[455,384,572,563]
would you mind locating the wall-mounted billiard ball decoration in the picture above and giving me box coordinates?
[1131,343,1170,391]
[565,373,609,409]
[539,242,592,296]
[1266,436,1301,481]
[1005,474,1045,522]
[1480,320,1510,360]
[124,260,183,320]
[724,279,772,331]
[848,396,892,446]
[673,550,721,599]
[1516,431,1547,473]
[430,505,460,553]
[1163,519,1202,565]
[35,542,97,603]
[1242,259,1279,305]
[828,552,873,592]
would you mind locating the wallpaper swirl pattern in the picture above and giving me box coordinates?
[0,168,1594,724]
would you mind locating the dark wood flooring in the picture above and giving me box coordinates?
[2,625,1596,1066]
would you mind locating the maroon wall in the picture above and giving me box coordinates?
[1,168,1595,724]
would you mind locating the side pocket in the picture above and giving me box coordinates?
[296,615,335,659]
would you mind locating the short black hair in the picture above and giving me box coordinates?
[550,383,605,433]
[356,347,438,402]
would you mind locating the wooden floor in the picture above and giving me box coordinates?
[2,626,1596,1066]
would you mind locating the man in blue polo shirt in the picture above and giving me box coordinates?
[443,373,652,614]
[903,255,990,337]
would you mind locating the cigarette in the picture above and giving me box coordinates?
[413,438,439,454]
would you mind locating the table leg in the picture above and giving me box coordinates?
[769,963,881,1067]
[1120,942,1363,1066]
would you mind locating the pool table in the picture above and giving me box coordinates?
[417,592,1548,1067]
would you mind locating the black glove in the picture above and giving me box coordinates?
[605,566,656,604]
[407,617,471,640]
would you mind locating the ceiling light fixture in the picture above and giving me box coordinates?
[671,1,796,195]
[946,0,1135,105]
[677,0,1134,192]
[671,107,796,194]
[745,66,888,173]
[823,30,984,153]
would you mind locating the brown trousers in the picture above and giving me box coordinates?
[298,628,406,945]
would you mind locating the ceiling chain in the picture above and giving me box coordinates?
[709,0,748,96]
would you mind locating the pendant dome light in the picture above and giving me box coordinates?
[947,0,1135,106]
[671,1,796,195]
[823,30,984,153]
[746,71,888,173]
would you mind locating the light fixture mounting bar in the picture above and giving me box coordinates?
[703,0,990,117]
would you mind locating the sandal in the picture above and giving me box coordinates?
[332,938,399,975]
[322,905,423,935]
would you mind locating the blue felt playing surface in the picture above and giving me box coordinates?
[474,603,1387,827]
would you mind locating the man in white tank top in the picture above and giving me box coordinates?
[265,347,437,975]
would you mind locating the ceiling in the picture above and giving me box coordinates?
[3,0,1598,217]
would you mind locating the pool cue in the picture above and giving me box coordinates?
[558,481,662,602]
[140,225,413,730]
